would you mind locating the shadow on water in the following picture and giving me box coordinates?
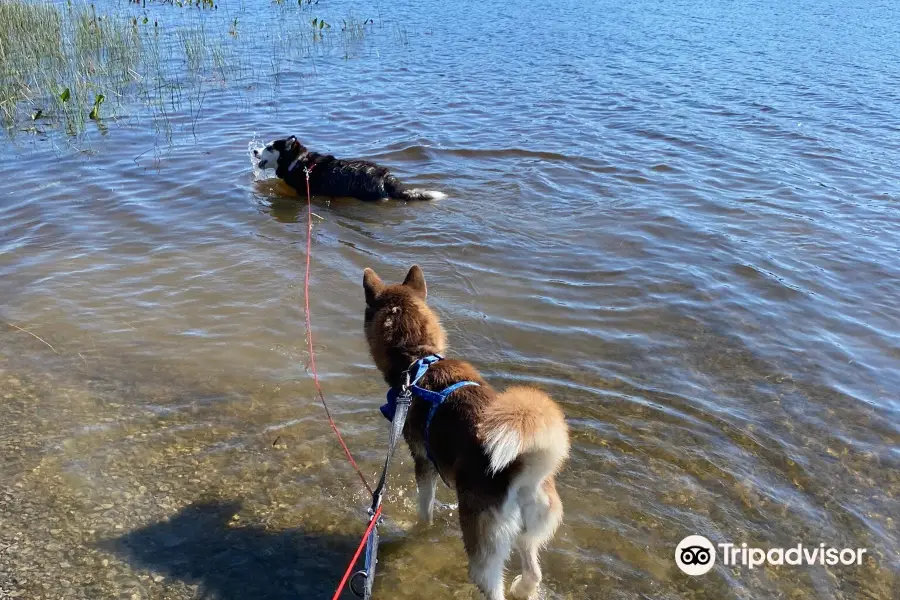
[251,178,417,228]
[102,500,360,600]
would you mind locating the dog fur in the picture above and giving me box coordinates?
[362,265,569,600]
[254,136,446,201]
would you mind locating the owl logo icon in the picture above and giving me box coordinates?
[675,535,716,576]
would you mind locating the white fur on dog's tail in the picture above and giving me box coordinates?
[480,387,569,481]
[473,388,567,600]
[398,188,447,201]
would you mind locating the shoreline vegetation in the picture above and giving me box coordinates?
[0,0,378,139]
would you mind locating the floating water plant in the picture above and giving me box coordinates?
[88,93,105,120]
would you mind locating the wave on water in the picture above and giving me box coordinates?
[248,135,267,181]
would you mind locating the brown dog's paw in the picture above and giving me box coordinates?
[509,575,538,600]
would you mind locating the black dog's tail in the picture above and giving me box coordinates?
[385,177,447,201]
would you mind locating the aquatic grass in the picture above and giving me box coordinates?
[340,16,373,41]
[0,0,246,135]
[0,1,66,125]
[393,23,410,46]
[0,0,142,131]
[0,0,391,139]
[306,13,374,59]
[180,26,208,75]
[338,15,373,59]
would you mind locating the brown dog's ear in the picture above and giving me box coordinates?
[287,135,298,152]
[403,265,427,300]
[363,268,385,306]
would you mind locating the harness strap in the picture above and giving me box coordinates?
[408,354,442,385]
[380,354,480,467]
[415,380,480,464]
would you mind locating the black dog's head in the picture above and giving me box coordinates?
[253,136,308,176]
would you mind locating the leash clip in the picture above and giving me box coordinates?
[398,370,413,400]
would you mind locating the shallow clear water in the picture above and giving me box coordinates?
[1,0,898,598]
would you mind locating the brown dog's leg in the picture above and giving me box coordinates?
[509,477,563,599]
[460,496,514,600]
[414,454,439,525]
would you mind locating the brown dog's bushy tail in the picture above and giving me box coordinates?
[384,176,447,201]
[480,387,569,482]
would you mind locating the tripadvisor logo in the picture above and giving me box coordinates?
[675,535,867,576]
[676,535,716,576]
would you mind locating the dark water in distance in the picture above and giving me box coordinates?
[1,0,898,598]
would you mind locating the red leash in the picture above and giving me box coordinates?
[302,165,372,495]
[302,165,384,598]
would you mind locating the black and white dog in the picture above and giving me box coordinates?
[254,136,446,201]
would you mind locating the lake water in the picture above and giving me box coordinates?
[1,0,898,598]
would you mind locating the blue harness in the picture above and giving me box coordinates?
[381,354,479,464]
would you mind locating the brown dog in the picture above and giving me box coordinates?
[363,265,569,600]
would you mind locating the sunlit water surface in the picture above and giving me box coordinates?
[1,0,898,598]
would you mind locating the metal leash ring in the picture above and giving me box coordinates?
[349,570,369,598]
